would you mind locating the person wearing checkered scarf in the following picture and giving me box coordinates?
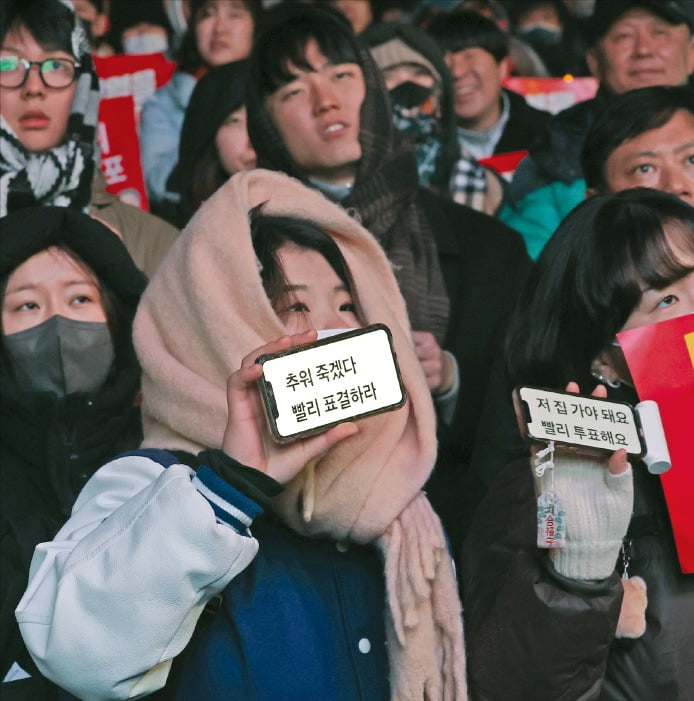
[0,0,99,215]
[366,22,505,216]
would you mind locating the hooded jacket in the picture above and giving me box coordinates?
[501,90,608,258]
[246,5,531,550]
[0,207,146,696]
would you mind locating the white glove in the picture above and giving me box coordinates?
[534,449,633,581]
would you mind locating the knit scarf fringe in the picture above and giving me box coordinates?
[379,493,467,700]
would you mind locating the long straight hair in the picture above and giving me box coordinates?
[506,188,694,389]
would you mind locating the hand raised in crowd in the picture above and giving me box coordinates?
[531,381,633,582]
[412,330,455,395]
[222,330,359,485]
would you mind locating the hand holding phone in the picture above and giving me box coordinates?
[523,383,633,565]
[222,331,358,485]
[513,383,644,459]
[255,325,406,444]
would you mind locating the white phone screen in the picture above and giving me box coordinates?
[517,386,643,455]
[257,325,405,442]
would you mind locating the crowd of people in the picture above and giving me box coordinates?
[1,1,692,700]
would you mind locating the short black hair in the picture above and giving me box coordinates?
[0,0,75,55]
[251,4,361,98]
[427,10,509,63]
[583,86,694,192]
[506,188,694,389]
[250,207,356,314]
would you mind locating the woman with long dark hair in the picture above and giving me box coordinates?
[140,0,261,212]
[166,59,254,227]
[463,188,694,700]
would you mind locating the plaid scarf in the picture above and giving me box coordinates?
[392,103,503,215]
[0,2,100,216]
[391,102,439,186]
[448,145,504,216]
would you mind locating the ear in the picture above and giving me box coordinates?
[498,56,511,83]
[687,35,694,75]
[585,47,600,80]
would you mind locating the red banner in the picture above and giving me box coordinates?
[97,96,149,211]
[94,53,176,117]
[617,313,694,573]
[503,76,598,115]
[479,150,528,181]
[93,53,177,211]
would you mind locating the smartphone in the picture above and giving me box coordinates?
[513,386,645,457]
[256,324,407,443]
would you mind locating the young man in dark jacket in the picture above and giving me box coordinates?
[426,10,552,163]
[246,4,530,550]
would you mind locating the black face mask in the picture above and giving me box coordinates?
[389,81,434,110]
[4,315,115,397]
[520,26,562,47]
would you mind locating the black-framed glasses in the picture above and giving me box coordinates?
[0,55,81,89]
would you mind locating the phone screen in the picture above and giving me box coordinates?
[256,324,406,442]
[515,386,644,456]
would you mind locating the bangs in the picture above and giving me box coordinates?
[257,18,360,95]
[635,219,694,290]
[596,197,694,325]
[428,12,508,62]
[1,3,75,56]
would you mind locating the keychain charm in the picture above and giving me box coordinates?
[537,490,566,548]
[534,441,566,548]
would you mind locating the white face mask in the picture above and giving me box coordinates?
[122,33,169,55]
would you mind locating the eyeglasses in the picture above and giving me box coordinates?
[0,55,81,89]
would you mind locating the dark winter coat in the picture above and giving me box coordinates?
[462,452,694,700]
[495,88,552,157]
[175,507,388,700]
[0,207,146,699]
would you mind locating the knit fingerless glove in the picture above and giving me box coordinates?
[536,453,634,581]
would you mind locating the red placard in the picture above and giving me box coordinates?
[479,150,528,180]
[93,54,177,211]
[503,76,598,114]
[94,53,176,117]
[97,95,149,211]
[617,314,694,573]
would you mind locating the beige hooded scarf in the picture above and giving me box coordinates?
[134,169,467,700]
